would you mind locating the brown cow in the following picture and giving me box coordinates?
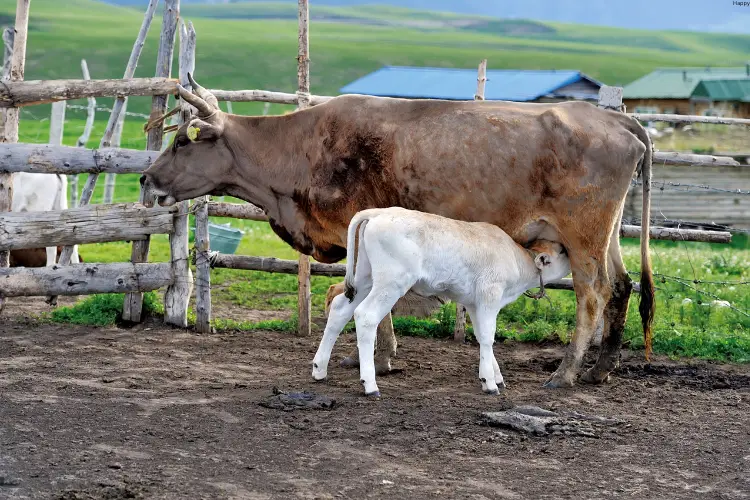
[141,75,654,388]
[9,247,84,267]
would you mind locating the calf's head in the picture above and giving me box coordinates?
[527,239,570,282]
[141,74,235,207]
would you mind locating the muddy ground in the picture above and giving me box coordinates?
[0,308,749,499]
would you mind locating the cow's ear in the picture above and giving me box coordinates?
[187,117,224,142]
[534,252,552,271]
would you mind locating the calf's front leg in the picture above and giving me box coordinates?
[312,289,368,380]
[467,305,505,395]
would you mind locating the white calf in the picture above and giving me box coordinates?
[312,207,570,397]
[12,173,79,266]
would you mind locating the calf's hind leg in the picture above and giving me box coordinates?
[354,286,405,396]
[466,304,504,394]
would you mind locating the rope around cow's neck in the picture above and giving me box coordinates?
[523,248,547,300]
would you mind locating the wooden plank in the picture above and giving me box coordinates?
[212,254,346,276]
[164,17,195,328]
[194,196,211,333]
[620,224,730,243]
[0,203,176,250]
[630,113,750,126]
[0,77,177,108]
[653,151,740,167]
[0,143,156,174]
[209,88,331,106]
[124,0,179,323]
[0,262,173,297]
[0,0,30,313]
[207,201,267,221]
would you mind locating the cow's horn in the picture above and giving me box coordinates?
[177,84,214,117]
[187,72,220,110]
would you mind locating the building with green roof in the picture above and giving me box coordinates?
[623,66,750,118]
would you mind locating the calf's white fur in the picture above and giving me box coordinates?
[312,207,570,396]
[12,173,79,266]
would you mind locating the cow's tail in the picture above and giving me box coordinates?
[343,212,372,302]
[630,118,655,360]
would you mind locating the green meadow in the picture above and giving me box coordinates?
[4,0,749,362]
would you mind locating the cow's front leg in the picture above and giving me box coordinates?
[341,312,396,375]
[544,252,609,388]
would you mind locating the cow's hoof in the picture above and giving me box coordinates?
[365,390,381,398]
[375,363,393,376]
[340,356,358,368]
[483,388,501,396]
[311,374,327,382]
[580,368,611,385]
[542,373,575,389]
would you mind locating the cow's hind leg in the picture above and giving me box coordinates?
[581,224,633,384]
[544,243,610,389]
[340,313,397,376]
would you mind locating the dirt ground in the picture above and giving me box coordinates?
[1,305,749,499]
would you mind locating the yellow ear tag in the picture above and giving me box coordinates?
[187,126,200,141]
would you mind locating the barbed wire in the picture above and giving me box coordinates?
[66,103,151,120]
[631,178,750,196]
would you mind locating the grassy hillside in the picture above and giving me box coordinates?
[1,0,749,118]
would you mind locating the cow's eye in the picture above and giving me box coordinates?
[174,135,190,150]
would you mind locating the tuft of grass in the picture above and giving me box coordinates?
[50,292,162,326]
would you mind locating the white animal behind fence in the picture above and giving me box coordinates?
[12,172,79,265]
[311,207,571,397]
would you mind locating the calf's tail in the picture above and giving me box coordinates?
[630,118,656,360]
[343,212,371,302]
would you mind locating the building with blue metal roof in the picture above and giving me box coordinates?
[339,66,602,102]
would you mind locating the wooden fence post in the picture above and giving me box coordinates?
[296,0,312,337]
[0,1,30,314]
[164,18,195,328]
[453,59,487,343]
[102,101,126,204]
[72,58,97,208]
[123,0,179,323]
[49,101,65,145]
[194,196,211,332]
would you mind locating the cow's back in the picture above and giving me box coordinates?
[310,96,645,248]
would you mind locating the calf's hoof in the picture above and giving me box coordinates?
[483,387,501,396]
[542,372,576,389]
[580,367,611,385]
[364,390,381,398]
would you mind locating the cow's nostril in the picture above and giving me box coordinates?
[139,175,146,187]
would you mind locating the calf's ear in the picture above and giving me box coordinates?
[534,253,552,271]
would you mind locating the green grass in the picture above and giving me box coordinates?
[5,0,750,362]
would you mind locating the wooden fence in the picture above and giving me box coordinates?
[0,0,744,336]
